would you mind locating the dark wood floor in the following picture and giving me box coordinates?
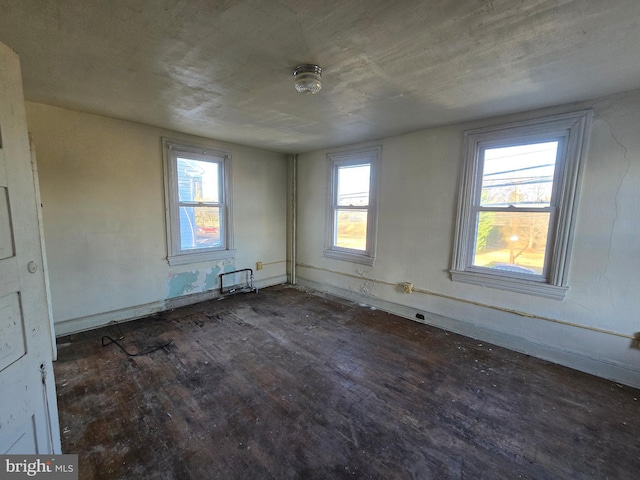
[54,285,640,479]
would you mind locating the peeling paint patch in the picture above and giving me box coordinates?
[359,281,376,295]
[166,262,233,299]
[204,267,221,291]
[167,271,199,298]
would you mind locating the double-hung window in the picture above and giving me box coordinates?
[163,139,234,265]
[324,146,381,266]
[451,111,592,299]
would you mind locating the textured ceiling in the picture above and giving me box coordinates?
[1,0,639,153]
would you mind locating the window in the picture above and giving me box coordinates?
[451,111,592,299]
[324,146,381,266]
[163,139,234,265]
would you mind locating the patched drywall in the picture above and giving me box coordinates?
[25,103,287,332]
[166,262,235,299]
[295,89,640,387]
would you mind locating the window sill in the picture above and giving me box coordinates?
[450,269,568,300]
[168,249,236,266]
[323,249,375,266]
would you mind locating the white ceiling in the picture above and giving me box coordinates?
[1,0,639,153]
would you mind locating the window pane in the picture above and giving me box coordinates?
[177,157,220,203]
[335,209,367,250]
[480,142,558,208]
[179,206,222,250]
[337,164,370,206]
[473,211,550,275]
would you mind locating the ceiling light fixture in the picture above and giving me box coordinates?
[293,64,322,94]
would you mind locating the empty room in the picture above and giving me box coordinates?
[0,1,639,478]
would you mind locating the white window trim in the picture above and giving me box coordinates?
[162,138,235,266]
[324,146,381,266]
[451,111,592,300]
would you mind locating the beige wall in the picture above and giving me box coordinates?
[295,89,640,388]
[26,102,287,334]
[25,91,640,387]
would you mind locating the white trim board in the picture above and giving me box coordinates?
[54,275,287,337]
[296,278,640,390]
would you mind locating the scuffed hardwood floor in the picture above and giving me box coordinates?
[54,285,640,479]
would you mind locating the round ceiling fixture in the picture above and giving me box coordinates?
[293,64,322,94]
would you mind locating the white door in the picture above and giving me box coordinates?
[0,41,61,454]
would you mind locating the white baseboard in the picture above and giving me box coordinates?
[54,275,287,337]
[296,278,640,389]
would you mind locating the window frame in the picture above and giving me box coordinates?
[162,138,234,266]
[324,146,381,266]
[451,111,592,299]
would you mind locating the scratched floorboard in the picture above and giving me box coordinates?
[54,285,640,479]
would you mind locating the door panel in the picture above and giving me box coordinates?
[0,292,26,371]
[3,415,37,454]
[0,41,61,454]
[0,186,14,260]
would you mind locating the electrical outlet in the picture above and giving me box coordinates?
[256,261,263,271]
